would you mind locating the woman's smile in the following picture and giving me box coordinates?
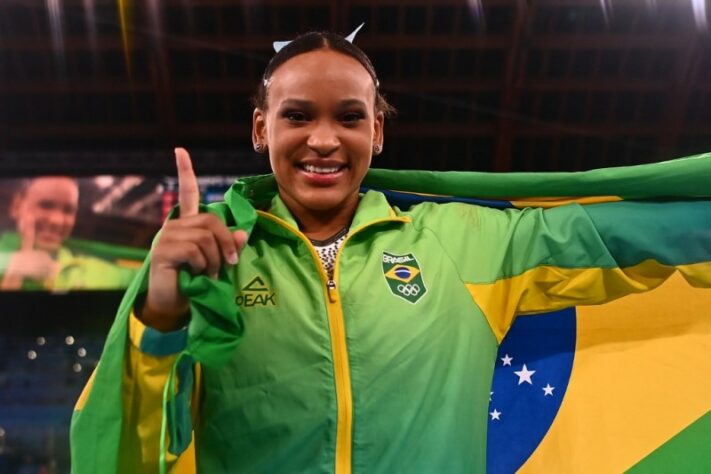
[297,159,349,186]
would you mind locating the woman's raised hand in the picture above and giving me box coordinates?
[1,214,59,290]
[139,148,249,331]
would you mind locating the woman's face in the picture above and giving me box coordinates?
[253,48,383,220]
[10,177,79,252]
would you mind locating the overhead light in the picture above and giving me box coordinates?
[692,0,708,32]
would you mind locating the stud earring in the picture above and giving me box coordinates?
[373,144,383,155]
[254,143,265,153]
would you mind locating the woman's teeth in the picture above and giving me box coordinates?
[303,164,342,174]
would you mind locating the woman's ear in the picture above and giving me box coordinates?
[373,111,385,154]
[252,108,268,153]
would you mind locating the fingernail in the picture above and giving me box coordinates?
[227,252,239,265]
[210,272,219,279]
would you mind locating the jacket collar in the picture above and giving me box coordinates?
[0,231,74,263]
[267,190,401,232]
[226,174,406,238]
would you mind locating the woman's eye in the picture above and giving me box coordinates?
[340,112,364,124]
[283,111,308,122]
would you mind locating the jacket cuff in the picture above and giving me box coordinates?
[128,310,188,356]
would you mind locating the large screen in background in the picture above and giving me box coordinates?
[0,175,242,292]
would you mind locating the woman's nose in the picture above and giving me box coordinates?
[45,210,67,226]
[306,121,340,156]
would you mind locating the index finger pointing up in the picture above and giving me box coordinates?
[175,147,199,217]
[19,212,35,251]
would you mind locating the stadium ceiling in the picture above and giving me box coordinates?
[0,0,709,175]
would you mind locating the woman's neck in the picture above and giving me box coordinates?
[284,196,359,241]
[300,206,355,241]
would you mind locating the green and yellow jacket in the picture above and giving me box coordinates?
[71,154,711,473]
[0,232,139,291]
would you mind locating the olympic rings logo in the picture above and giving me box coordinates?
[397,284,421,296]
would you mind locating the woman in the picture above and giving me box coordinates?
[71,31,711,473]
[0,177,137,290]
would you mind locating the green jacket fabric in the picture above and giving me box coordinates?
[0,232,138,290]
[70,154,711,474]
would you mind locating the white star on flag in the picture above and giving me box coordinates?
[542,383,555,396]
[500,354,513,366]
[489,391,494,401]
[490,409,501,421]
[514,364,535,385]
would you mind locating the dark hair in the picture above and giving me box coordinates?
[14,176,78,197]
[252,31,396,117]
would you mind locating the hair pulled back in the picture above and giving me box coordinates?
[253,31,395,117]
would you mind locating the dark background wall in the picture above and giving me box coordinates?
[1,0,710,177]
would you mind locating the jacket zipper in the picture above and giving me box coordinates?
[257,211,410,474]
[327,279,337,302]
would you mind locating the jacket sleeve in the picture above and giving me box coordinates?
[421,199,711,342]
[121,311,199,474]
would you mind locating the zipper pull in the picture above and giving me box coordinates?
[327,280,337,303]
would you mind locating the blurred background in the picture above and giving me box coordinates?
[0,0,710,472]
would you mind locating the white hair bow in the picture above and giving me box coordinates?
[272,22,365,53]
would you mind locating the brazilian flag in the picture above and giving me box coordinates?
[365,152,711,473]
[71,153,711,473]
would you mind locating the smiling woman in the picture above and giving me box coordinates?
[254,49,381,239]
[10,177,79,253]
[0,177,79,290]
[0,177,138,291]
[69,29,711,474]
[252,32,394,240]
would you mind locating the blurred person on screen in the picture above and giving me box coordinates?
[0,176,137,290]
